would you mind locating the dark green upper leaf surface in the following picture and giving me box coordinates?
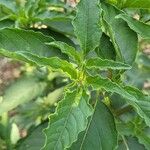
[117,14,150,39]
[69,100,117,150]
[73,0,102,54]
[124,86,150,127]
[102,3,138,64]
[86,75,132,98]
[43,17,74,36]
[43,89,93,150]
[86,75,150,126]
[0,28,65,58]
[96,33,116,60]
[117,137,145,150]
[17,123,47,150]
[32,28,75,47]
[0,19,14,28]
[137,128,150,150]
[116,121,150,150]
[0,28,77,78]
[86,57,131,70]
[0,28,77,79]
[47,41,81,63]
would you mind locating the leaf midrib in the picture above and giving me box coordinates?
[79,100,98,150]
[84,0,89,53]
[53,92,81,150]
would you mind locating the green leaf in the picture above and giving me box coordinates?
[102,3,138,64]
[122,0,150,9]
[106,0,150,9]
[69,100,117,150]
[118,137,145,150]
[20,52,77,79]
[0,28,77,79]
[0,0,16,13]
[124,86,150,127]
[33,28,75,47]
[125,63,150,89]
[117,14,150,39]
[73,0,102,54]
[136,129,150,150]
[43,89,93,150]
[86,75,131,98]
[1,51,77,79]
[42,17,74,36]
[96,33,116,60]
[44,87,64,106]
[86,57,131,70]
[0,28,65,58]
[116,120,150,150]
[0,75,47,115]
[0,19,14,28]
[86,75,150,126]
[17,123,47,150]
[47,41,81,63]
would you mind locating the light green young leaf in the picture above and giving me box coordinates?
[47,41,81,63]
[86,76,150,126]
[43,89,93,150]
[117,14,150,39]
[69,100,117,150]
[73,0,102,54]
[86,57,131,70]
[102,3,138,64]
[0,75,47,115]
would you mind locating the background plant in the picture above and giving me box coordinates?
[0,0,150,149]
